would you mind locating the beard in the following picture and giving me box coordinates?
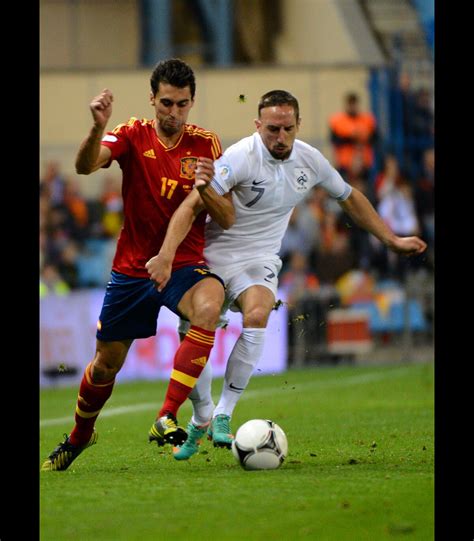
[159,117,182,136]
[270,145,291,160]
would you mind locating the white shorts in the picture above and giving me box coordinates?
[213,256,282,311]
[178,256,282,334]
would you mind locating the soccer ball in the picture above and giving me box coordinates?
[231,419,288,470]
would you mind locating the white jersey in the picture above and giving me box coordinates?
[204,132,352,267]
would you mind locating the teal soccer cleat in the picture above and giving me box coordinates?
[208,414,234,449]
[173,421,208,461]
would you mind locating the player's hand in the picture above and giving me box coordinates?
[90,88,114,129]
[388,236,427,256]
[145,254,172,292]
[195,157,215,189]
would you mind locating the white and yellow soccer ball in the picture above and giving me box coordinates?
[231,419,288,470]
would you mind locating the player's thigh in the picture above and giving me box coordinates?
[177,276,225,324]
[237,285,276,327]
[218,259,280,305]
[221,258,280,316]
[97,271,162,341]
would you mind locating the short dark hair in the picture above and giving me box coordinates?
[258,90,300,121]
[150,58,196,99]
[345,92,359,104]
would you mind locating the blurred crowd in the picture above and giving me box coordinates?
[39,162,123,297]
[279,80,434,306]
[279,147,434,286]
[40,80,434,306]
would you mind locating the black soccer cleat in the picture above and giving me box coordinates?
[148,413,188,447]
[41,431,98,471]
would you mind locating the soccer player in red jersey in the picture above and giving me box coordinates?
[42,58,235,471]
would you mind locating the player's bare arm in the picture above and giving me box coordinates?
[146,179,234,291]
[76,89,114,174]
[338,187,427,255]
[195,157,235,229]
[145,190,204,291]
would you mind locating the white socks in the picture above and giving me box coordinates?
[188,360,215,427]
[213,327,266,418]
[189,327,267,423]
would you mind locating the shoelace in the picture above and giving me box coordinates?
[215,416,231,434]
[187,424,205,443]
[49,434,72,458]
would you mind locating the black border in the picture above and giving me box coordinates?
[434,0,472,538]
[1,2,40,540]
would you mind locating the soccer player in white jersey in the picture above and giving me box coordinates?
[146,90,427,460]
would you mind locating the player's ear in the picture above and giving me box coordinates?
[150,92,155,106]
[254,118,262,130]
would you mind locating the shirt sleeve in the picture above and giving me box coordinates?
[209,143,251,195]
[100,123,131,166]
[317,153,352,201]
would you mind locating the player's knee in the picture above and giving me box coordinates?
[91,349,125,382]
[190,298,222,329]
[243,307,270,328]
[90,360,119,382]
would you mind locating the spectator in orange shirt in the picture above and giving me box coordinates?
[329,92,377,181]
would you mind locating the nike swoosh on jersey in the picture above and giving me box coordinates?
[229,382,245,391]
[252,179,265,185]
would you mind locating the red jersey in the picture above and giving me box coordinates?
[101,117,222,277]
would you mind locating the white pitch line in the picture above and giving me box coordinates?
[241,365,412,400]
[40,403,158,427]
[40,366,414,428]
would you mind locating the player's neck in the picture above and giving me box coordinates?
[155,125,184,148]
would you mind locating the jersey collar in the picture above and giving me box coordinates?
[152,119,185,151]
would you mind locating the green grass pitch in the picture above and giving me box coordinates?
[40,362,434,541]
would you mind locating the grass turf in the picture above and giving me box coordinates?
[40,362,434,540]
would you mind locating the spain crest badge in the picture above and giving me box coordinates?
[180,156,198,179]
